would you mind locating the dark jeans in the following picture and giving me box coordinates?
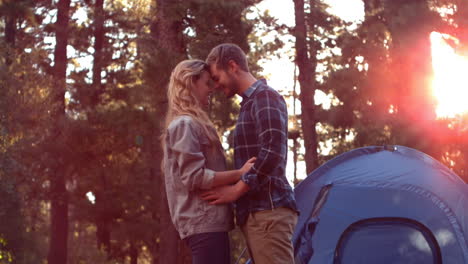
[184,232,231,264]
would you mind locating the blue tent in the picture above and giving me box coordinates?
[292,145,468,264]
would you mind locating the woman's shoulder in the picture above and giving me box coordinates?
[167,115,202,134]
[170,114,192,123]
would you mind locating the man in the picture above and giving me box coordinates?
[201,43,298,264]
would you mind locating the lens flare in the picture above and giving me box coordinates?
[430,32,468,118]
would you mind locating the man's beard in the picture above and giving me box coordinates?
[225,74,239,98]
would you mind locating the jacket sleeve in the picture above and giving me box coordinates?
[166,118,215,191]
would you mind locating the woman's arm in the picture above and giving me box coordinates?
[211,157,256,188]
[167,116,256,191]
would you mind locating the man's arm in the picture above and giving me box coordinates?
[240,89,288,191]
[200,89,288,204]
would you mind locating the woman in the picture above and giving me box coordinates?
[161,59,255,264]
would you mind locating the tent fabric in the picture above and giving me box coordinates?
[292,145,468,264]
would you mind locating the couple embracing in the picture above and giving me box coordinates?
[161,43,298,264]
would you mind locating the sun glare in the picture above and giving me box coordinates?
[430,32,468,118]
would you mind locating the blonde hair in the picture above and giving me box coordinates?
[162,59,219,147]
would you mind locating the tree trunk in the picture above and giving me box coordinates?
[4,13,16,65]
[159,183,180,264]
[92,0,105,105]
[48,170,69,264]
[47,0,71,264]
[150,0,187,263]
[293,0,319,174]
[90,0,113,255]
[151,0,186,65]
[95,189,111,254]
[130,243,138,264]
[4,16,16,46]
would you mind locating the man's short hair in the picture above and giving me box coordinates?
[206,43,249,72]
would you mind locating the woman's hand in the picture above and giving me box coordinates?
[201,180,250,204]
[239,157,256,175]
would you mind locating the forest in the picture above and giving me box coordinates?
[0,0,467,263]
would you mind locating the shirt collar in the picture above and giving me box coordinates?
[241,79,266,101]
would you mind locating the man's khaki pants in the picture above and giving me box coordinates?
[241,207,298,264]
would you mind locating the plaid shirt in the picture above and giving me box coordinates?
[234,79,297,226]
